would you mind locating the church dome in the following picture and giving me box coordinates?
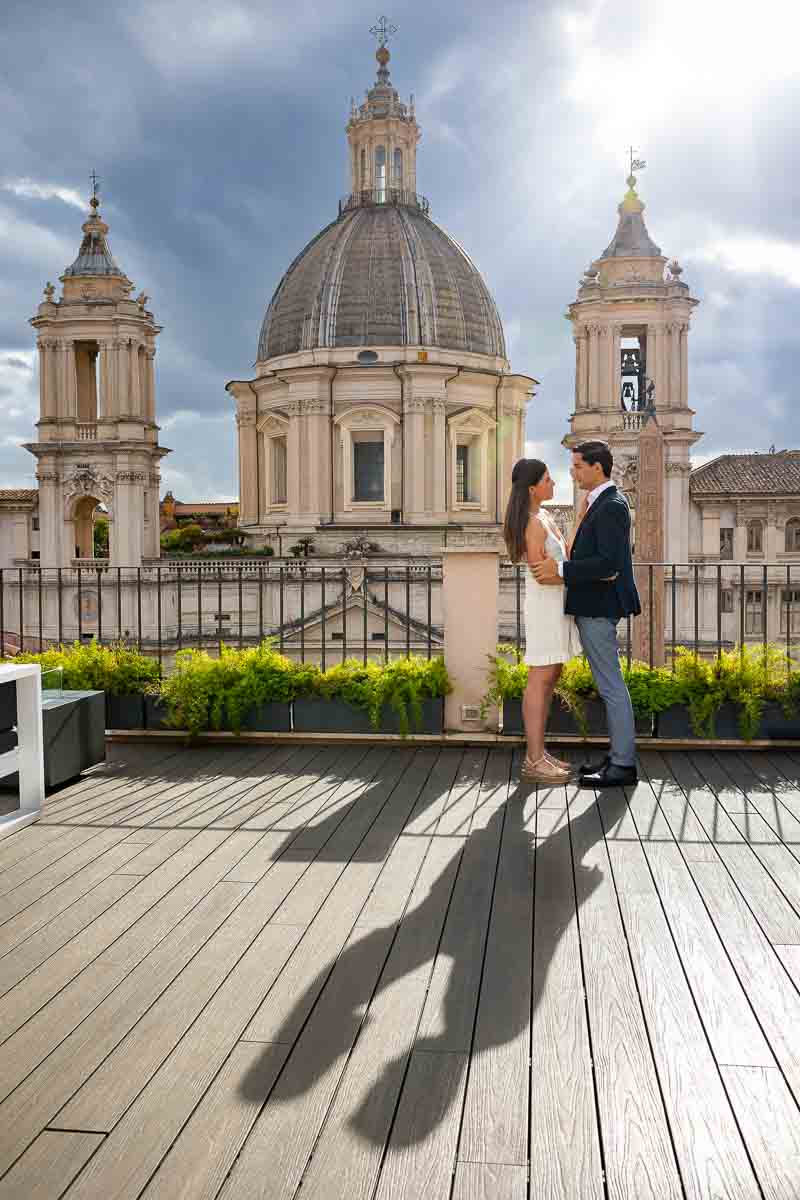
[257,198,507,362]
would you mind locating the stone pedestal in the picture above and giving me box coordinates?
[442,548,499,731]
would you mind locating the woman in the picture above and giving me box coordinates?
[503,458,582,784]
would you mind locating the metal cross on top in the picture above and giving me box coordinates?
[89,169,100,200]
[628,146,647,174]
[370,16,397,46]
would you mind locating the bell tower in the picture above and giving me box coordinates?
[565,166,702,563]
[346,19,420,201]
[25,182,169,567]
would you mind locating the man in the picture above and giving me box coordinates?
[531,441,640,788]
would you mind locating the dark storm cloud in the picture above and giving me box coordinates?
[1,0,798,500]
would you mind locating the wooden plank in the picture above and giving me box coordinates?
[638,751,717,859]
[273,838,462,1200]
[452,1162,527,1200]
[436,749,487,836]
[251,745,372,834]
[114,828,197,874]
[54,765,406,1135]
[374,1050,468,1200]
[565,785,682,1199]
[355,834,431,927]
[417,751,508,1054]
[237,746,348,832]
[459,767,532,1166]
[0,824,62,871]
[223,831,286,883]
[607,839,760,1198]
[468,748,512,832]
[168,744,300,829]
[0,1130,103,1200]
[644,843,773,1067]
[48,748,221,828]
[119,828,171,844]
[688,859,800,1100]
[740,751,800,829]
[528,783,603,1199]
[688,750,755,814]
[728,811,781,843]
[0,828,130,924]
[0,880,251,1177]
[266,748,400,926]
[719,1065,800,1200]
[403,748,464,835]
[714,843,800,944]
[0,827,102,898]
[143,746,282,828]
[662,751,746,848]
[0,836,147,957]
[0,874,137,997]
[203,745,325,830]
[243,752,440,1044]
[138,1042,291,1200]
[0,828,256,1062]
[62,923,308,1200]
[116,748,263,829]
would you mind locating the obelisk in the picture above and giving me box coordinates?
[632,411,665,666]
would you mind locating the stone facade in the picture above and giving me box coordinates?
[228,45,533,554]
[15,195,169,569]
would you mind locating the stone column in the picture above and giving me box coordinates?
[765,503,779,561]
[403,396,426,519]
[431,398,447,519]
[442,548,499,730]
[236,411,258,524]
[112,472,145,566]
[37,340,51,419]
[669,322,681,409]
[588,324,600,410]
[115,338,130,415]
[144,348,156,422]
[611,326,621,411]
[303,391,333,523]
[680,322,689,410]
[36,470,63,566]
[733,501,747,562]
[286,398,303,519]
[129,342,142,417]
[98,340,113,418]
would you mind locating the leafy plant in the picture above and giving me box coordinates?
[288,537,315,558]
[312,655,450,734]
[6,640,161,696]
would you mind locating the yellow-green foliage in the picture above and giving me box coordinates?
[5,640,160,696]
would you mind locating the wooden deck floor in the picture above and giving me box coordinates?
[1,744,800,1199]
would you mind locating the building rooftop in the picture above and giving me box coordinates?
[690,451,800,495]
[0,489,38,503]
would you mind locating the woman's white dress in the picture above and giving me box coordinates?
[524,516,582,666]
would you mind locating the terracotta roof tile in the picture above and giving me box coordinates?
[690,452,800,495]
[0,489,38,503]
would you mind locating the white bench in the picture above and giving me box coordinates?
[0,663,44,837]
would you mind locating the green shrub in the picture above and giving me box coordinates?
[6,640,160,696]
[312,655,451,734]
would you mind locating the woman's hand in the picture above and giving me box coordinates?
[530,557,563,585]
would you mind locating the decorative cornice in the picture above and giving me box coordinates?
[116,471,147,483]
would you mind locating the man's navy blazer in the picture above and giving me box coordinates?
[562,484,641,619]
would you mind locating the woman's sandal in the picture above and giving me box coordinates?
[544,750,571,772]
[521,755,571,784]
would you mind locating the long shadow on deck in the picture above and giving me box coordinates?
[239,758,628,1149]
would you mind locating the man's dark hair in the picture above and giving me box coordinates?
[573,440,613,479]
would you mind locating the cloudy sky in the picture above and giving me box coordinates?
[2,0,798,503]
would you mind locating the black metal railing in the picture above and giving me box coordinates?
[0,556,443,671]
[500,560,800,671]
[338,188,430,216]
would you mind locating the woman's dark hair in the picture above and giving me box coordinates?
[503,458,547,562]
[573,439,613,478]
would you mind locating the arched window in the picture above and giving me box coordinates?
[786,518,800,553]
[393,148,403,190]
[747,520,763,553]
[374,145,386,201]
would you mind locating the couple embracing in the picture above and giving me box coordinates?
[503,440,641,788]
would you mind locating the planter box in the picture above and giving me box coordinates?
[758,702,800,740]
[655,701,740,739]
[238,702,292,733]
[0,689,105,790]
[145,696,172,730]
[293,696,443,735]
[106,693,146,730]
[0,681,14,732]
[503,696,652,737]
